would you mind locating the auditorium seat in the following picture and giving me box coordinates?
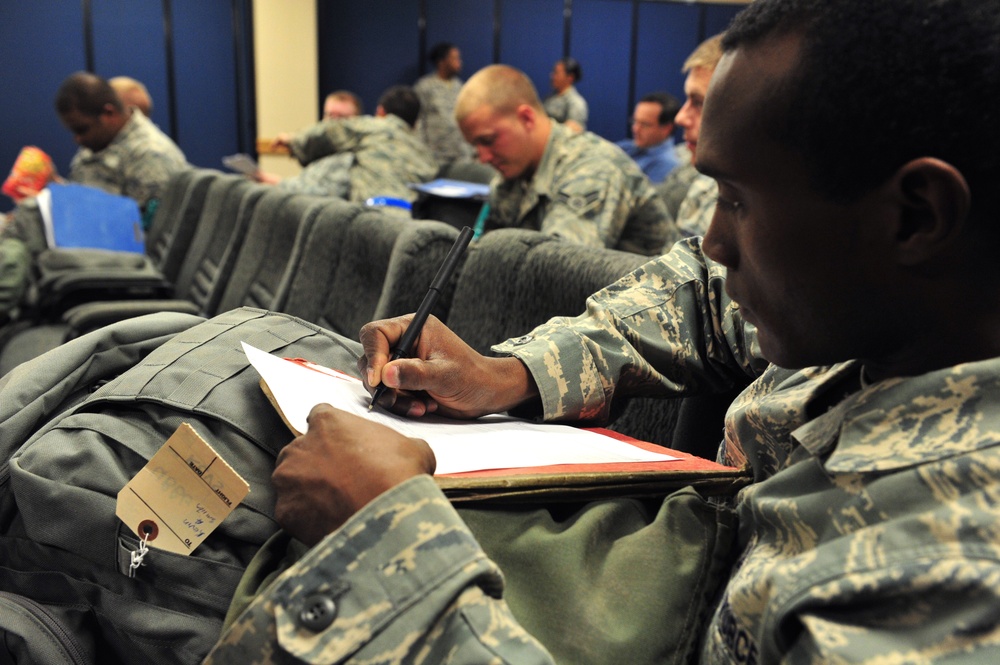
[30,168,220,318]
[276,206,461,341]
[445,228,688,448]
[0,178,268,375]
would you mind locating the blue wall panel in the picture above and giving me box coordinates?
[172,0,241,168]
[425,0,494,80]
[319,1,422,115]
[91,0,171,132]
[498,0,565,100]
[572,0,633,140]
[704,3,743,37]
[0,2,87,181]
[634,1,700,121]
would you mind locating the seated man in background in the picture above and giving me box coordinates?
[458,64,677,256]
[55,71,186,210]
[616,91,682,184]
[256,85,438,205]
[109,76,153,118]
[657,34,722,231]
[543,57,588,132]
[321,89,363,121]
[206,0,1000,662]
[414,41,475,167]
[269,89,364,155]
[0,71,187,318]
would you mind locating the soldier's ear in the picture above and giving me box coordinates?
[889,157,970,267]
[516,104,536,130]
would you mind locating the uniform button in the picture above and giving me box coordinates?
[299,593,337,631]
[511,335,534,345]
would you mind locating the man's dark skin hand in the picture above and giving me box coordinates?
[271,403,436,547]
[357,314,539,419]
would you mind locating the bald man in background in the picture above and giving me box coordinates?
[457,64,676,256]
[109,76,153,117]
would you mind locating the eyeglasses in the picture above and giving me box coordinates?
[630,117,660,129]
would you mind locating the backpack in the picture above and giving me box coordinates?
[0,307,363,664]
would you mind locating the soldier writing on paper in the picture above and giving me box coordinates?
[207,0,1000,662]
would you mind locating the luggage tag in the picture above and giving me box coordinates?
[116,423,250,564]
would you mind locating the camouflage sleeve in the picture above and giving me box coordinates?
[278,154,353,199]
[536,167,627,249]
[676,175,719,238]
[119,151,187,210]
[538,163,668,254]
[565,93,588,130]
[493,236,767,423]
[615,191,681,257]
[289,121,344,166]
[781,560,1000,664]
[204,475,554,665]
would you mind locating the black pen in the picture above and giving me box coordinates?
[369,225,474,410]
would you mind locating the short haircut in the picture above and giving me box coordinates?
[55,71,123,117]
[455,64,544,121]
[639,92,681,126]
[723,0,1000,226]
[558,57,582,82]
[326,90,364,115]
[378,85,421,127]
[683,34,724,73]
[428,42,457,65]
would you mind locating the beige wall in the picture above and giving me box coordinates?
[252,0,317,177]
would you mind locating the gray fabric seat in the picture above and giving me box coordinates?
[445,228,687,449]
[277,206,461,341]
[147,168,223,282]
[213,190,332,314]
[30,168,220,316]
[0,178,269,376]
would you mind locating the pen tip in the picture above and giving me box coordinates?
[367,404,374,411]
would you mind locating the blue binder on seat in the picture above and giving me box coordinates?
[39,183,145,254]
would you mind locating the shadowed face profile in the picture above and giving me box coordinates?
[699,35,899,370]
[59,106,120,152]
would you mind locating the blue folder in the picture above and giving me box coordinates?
[409,179,490,200]
[46,183,144,253]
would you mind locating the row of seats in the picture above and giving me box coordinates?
[0,168,726,454]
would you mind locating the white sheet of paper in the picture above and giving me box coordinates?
[242,343,677,474]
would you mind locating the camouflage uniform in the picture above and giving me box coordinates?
[675,173,718,238]
[277,154,352,200]
[68,109,187,210]
[656,160,699,222]
[209,239,1000,662]
[413,74,474,166]
[700,358,1000,663]
[288,115,438,204]
[486,123,679,256]
[543,86,588,130]
[204,475,555,664]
